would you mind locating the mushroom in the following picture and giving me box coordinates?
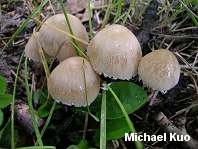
[87,24,142,80]
[48,57,101,107]
[38,14,89,61]
[138,48,180,92]
[25,32,52,62]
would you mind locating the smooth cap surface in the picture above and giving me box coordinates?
[87,24,142,80]
[48,57,101,107]
[138,49,180,92]
[25,33,52,62]
[38,14,89,60]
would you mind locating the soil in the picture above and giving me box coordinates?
[0,0,198,149]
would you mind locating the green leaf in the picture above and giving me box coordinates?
[0,109,3,126]
[67,145,79,149]
[77,140,93,149]
[0,119,18,148]
[33,89,48,104]
[0,76,7,94]
[0,94,13,108]
[93,129,100,147]
[93,118,130,146]
[106,118,130,140]
[38,102,62,118]
[90,81,147,119]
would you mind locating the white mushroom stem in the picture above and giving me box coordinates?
[155,112,198,149]
[149,90,159,107]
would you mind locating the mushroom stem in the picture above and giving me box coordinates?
[149,90,159,107]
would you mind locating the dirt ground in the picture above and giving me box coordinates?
[0,0,198,148]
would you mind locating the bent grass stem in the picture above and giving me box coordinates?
[105,83,143,149]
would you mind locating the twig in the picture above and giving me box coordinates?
[155,112,198,149]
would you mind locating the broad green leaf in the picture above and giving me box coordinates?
[0,109,3,126]
[0,94,13,108]
[77,139,93,149]
[90,81,147,119]
[106,118,130,140]
[89,94,102,113]
[0,119,18,148]
[0,76,7,94]
[38,102,62,118]
[93,130,100,147]
[93,118,130,145]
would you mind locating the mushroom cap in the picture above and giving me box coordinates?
[138,48,180,92]
[87,24,142,80]
[25,32,52,62]
[48,57,101,107]
[38,14,89,61]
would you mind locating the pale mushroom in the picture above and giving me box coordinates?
[87,24,142,80]
[24,32,52,62]
[38,14,89,61]
[48,57,101,107]
[138,48,180,92]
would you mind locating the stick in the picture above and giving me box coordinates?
[155,112,198,149]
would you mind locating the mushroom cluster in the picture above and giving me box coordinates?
[24,14,99,107]
[25,13,89,62]
[25,14,181,106]
[38,14,89,61]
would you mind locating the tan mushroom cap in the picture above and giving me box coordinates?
[38,14,89,61]
[138,48,180,92]
[25,32,52,62]
[87,24,142,80]
[48,57,101,107]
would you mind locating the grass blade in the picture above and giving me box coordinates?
[180,0,198,27]
[100,90,106,149]
[1,0,49,52]
[59,0,80,56]
[24,57,43,146]
[105,83,143,149]
[35,101,56,146]
[88,0,93,39]
[102,0,113,29]
[11,51,25,149]
[113,0,123,24]
[122,0,135,25]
